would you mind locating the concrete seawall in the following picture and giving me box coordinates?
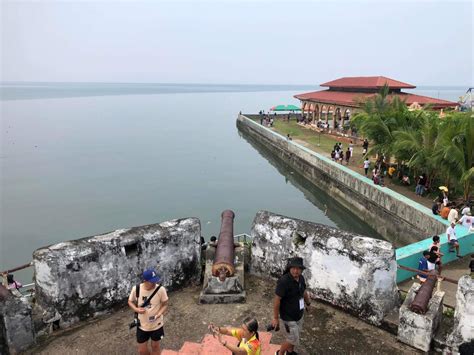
[237,114,445,244]
[237,114,473,282]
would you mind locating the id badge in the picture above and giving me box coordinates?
[148,315,157,323]
[299,298,304,310]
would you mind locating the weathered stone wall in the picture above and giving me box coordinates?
[237,115,446,244]
[447,276,474,349]
[33,218,201,327]
[250,210,398,325]
[0,286,36,354]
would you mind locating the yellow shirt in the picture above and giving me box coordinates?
[230,328,261,355]
[128,284,168,331]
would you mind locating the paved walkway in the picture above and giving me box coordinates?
[292,136,434,209]
[398,255,472,308]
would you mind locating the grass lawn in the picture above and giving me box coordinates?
[271,119,366,166]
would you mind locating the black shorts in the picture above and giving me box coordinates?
[136,326,164,343]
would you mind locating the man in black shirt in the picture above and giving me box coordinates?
[271,257,311,355]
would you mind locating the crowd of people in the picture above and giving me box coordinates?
[128,257,310,355]
[330,141,354,166]
[259,114,274,127]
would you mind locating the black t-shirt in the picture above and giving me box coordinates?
[432,203,439,215]
[427,252,438,264]
[275,273,306,322]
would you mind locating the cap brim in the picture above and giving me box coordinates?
[288,264,306,269]
[147,276,161,283]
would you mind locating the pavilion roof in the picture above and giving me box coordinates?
[294,90,458,109]
[320,76,416,89]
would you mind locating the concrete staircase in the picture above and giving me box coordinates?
[162,331,280,354]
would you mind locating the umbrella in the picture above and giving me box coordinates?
[270,104,301,112]
[439,186,448,192]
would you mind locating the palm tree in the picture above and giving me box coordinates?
[351,85,411,160]
[392,110,441,188]
[435,112,474,201]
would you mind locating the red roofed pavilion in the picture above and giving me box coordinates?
[294,76,457,131]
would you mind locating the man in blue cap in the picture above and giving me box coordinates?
[128,268,168,355]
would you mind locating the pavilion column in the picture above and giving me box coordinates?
[337,106,341,129]
[332,107,336,130]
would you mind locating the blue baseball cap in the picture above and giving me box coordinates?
[143,269,161,283]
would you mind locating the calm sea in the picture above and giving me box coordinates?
[0,83,466,279]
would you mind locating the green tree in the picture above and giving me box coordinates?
[435,112,474,200]
[392,110,441,186]
[351,85,412,160]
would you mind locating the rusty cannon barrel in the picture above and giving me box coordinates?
[410,270,438,314]
[212,210,235,281]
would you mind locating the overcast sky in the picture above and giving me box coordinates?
[1,0,472,85]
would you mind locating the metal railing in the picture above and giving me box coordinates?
[397,264,458,284]
[234,233,252,243]
[1,261,35,297]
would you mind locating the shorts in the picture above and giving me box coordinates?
[282,317,303,346]
[448,240,458,245]
[137,326,164,343]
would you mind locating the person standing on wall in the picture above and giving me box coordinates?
[271,257,311,355]
[128,268,169,355]
[446,221,461,257]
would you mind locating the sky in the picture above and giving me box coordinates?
[1,0,472,86]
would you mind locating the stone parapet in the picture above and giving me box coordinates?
[447,276,474,350]
[250,210,398,325]
[33,218,201,327]
[0,286,36,354]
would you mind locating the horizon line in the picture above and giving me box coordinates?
[0,81,471,88]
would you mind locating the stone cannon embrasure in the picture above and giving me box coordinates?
[211,210,235,281]
[410,270,437,314]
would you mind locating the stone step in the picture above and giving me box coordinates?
[161,350,179,355]
[200,334,234,354]
[163,331,277,354]
[258,331,273,347]
[262,343,281,355]
[178,341,203,354]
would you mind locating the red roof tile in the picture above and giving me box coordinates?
[294,90,457,109]
[320,76,416,89]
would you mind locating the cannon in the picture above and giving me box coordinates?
[410,270,438,314]
[211,210,235,281]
